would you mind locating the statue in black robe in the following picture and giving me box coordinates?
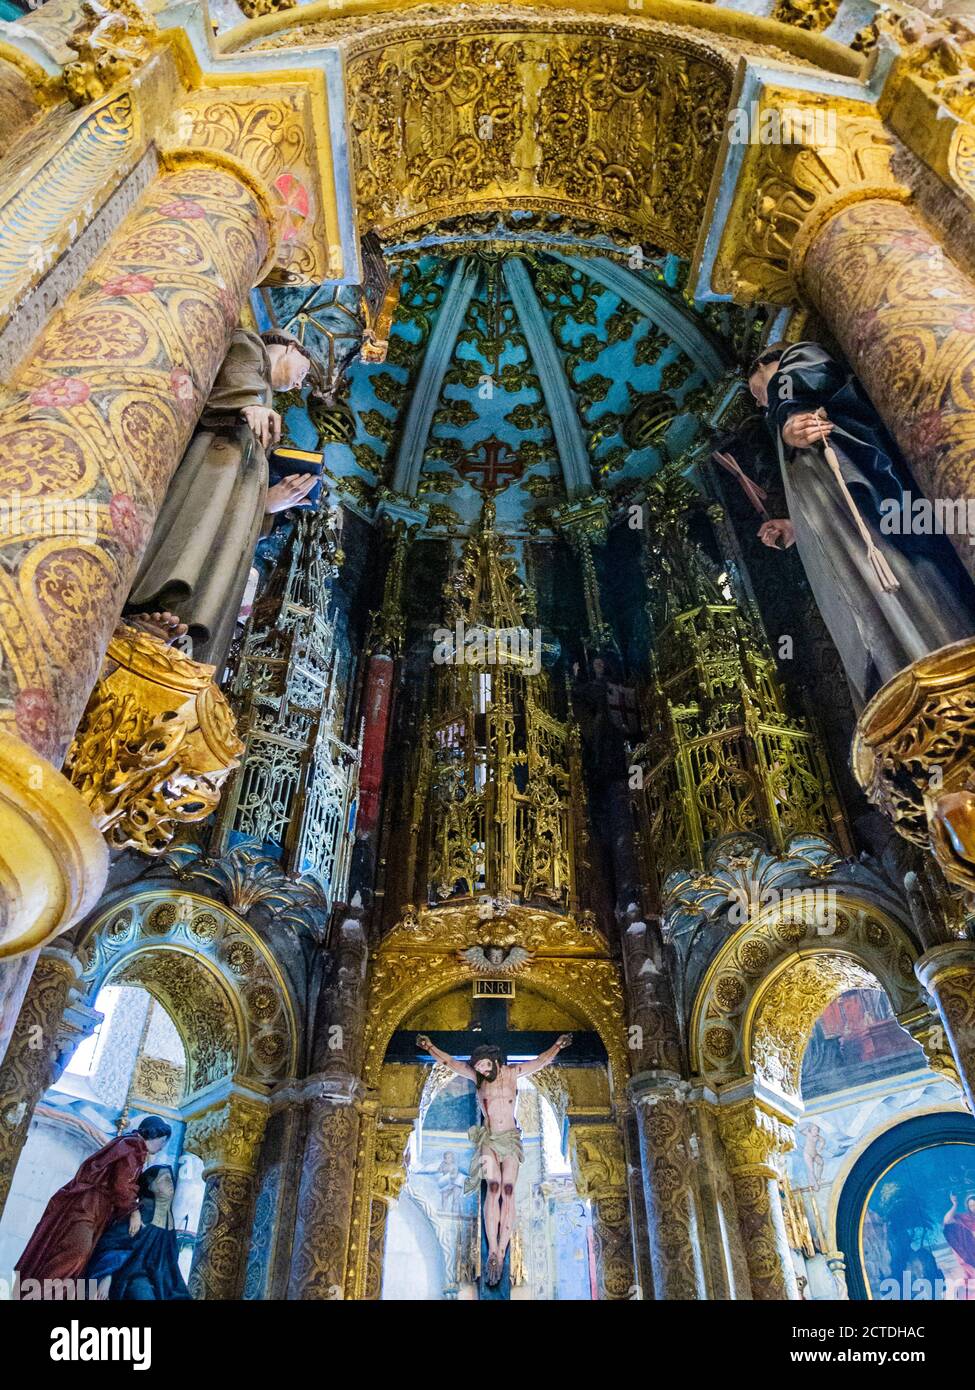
[86,1164,191,1301]
[742,342,975,707]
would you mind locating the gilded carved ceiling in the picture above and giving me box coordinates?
[345,26,733,255]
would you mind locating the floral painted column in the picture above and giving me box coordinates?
[801,196,975,582]
[0,951,79,1216]
[0,154,275,959]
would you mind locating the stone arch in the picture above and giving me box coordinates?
[76,890,299,1096]
[689,893,926,1103]
[362,905,629,1095]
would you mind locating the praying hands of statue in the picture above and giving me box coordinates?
[265,473,318,514]
[241,404,282,451]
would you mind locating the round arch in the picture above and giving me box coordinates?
[362,905,629,1095]
[689,893,925,1099]
[76,890,299,1095]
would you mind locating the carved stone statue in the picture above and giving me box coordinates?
[416,1033,572,1287]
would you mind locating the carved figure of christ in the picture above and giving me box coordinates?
[416,1033,572,1287]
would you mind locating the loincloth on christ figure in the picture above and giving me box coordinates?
[464,1124,525,1194]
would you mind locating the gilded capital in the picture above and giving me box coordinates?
[183,1094,269,1177]
[711,93,908,306]
[717,1098,795,1176]
[372,1122,412,1202]
[569,1123,627,1199]
[852,636,975,893]
[63,625,244,858]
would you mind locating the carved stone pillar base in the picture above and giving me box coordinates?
[0,952,78,1216]
[0,729,107,963]
[916,942,975,1113]
[717,1098,799,1302]
[630,1074,708,1300]
[852,637,975,894]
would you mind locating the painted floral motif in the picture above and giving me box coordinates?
[158,199,207,220]
[101,274,156,297]
[109,493,144,554]
[14,687,55,751]
[29,377,91,409]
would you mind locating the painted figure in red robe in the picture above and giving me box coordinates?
[944,1192,975,1296]
[15,1116,171,1289]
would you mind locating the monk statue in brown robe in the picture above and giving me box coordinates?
[126,329,320,670]
[15,1115,171,1295]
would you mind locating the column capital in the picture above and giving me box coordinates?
[628,1069,687,1108]
[716,1096,796,1177]
[569,1121,627,1199]
[916,940,975,994]
[372,1121,412,1203]
[183,1091,270,1178]
[854,640,975,895]
[702,86,908,308]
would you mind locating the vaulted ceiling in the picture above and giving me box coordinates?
[260,232,760,535]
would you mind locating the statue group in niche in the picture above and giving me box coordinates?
[716,341,975,708]
[417,1033,572,1287]
[14,1115,188,1299]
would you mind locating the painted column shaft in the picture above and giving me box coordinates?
[802,198,975,580]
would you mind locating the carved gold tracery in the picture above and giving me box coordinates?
[689,895,924,1098]
[343,18,735,254]
[76,890,298,1093]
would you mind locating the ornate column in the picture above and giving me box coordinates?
[916,943,975,1114]
[691,1091,753,1300]
[288,1088,361,1300]
[553,496,615,652]
[802,196,975,558]
[714,101,975,579]
[717,1096,800,1301]
[361,1119,412,1300]
[288,912,369,1299]
[0,950,80,1216]
[355,519,413,850]
[629,1074,708,1300]
[183,1091,269,1301]
[0,152,275,957]
[569,1122,634,1301]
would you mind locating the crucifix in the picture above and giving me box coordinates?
[387,992,606,1297]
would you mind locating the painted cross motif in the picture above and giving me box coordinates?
[456,436,525,495]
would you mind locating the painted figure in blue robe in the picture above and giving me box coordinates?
[87,1164,191,1301]
[717,342,975,708]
